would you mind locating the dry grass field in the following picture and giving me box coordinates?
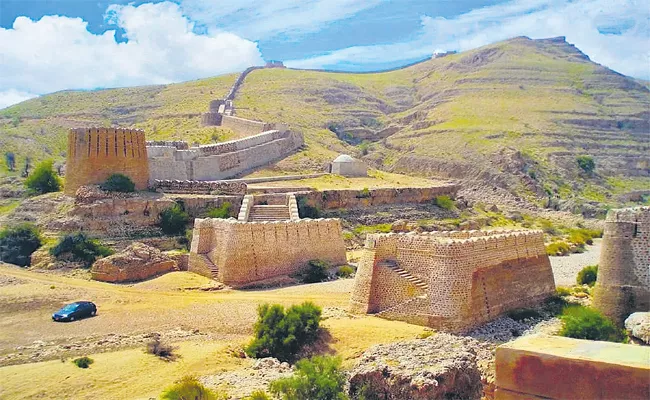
[0,264,426,399]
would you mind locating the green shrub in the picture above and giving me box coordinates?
[245,391,271,400]
[245,302,322,362]
[546,241,570,256]
[507,308,542,321]
[99,173,135,192]
[49,232,113,267]
[357,188,371,198]
[159,204,190,235]
[336,265,355,278]
[298,197,320,219]
[270,356,347,400]
[556,286,572,297]
[72,356,94,369]
[25,160,61,194]
[577,265,598,286]
[0,224,42,267]
[576,155,595,174]
[161,376,225,400]
[559,305,626,343]
[205,202,232,218]
[433,195,455,210]
[303,259,330,283]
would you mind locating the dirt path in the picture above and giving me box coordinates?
[550,239,601,287]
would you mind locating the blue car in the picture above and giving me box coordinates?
[52,301,97,322]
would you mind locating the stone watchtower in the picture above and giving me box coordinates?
[65,127,150,195]
[593,207,649,325]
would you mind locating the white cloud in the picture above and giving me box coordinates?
[288,0,650,79]
[0,1,263,109]
[0,90,39,109]
[179,0,383,40]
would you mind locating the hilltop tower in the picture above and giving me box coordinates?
[65,127,150,195]
[593,207,649,325]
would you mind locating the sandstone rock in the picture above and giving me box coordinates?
[459,220,480,230]
[391,219,409,232]
[91,242,177,283]
[625,312,650,344]
[348,333,484,400]
[29,247,57,269]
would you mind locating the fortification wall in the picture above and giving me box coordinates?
[350,230,554,332]
[296,185,459,211]
[65,128,149,195]
[189,218,346,287]
[152,180,247,195]
[593,206,650,325]
[221,115,270,136]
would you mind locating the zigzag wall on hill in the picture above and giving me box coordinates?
[350,230,555,332]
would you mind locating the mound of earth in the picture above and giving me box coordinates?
[91,242,177,283]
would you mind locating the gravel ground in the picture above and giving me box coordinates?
[550,239,601,287]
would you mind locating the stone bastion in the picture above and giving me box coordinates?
[350,229,556,332]
[593,206,649,325]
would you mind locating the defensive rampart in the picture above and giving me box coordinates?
[350,230,555,332]
[147,129,304,182]
[152,180,247,195]
[189,218,346,287]
[593,206,649,325]
[65,128,149,195]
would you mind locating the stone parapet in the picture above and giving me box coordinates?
[152,180,247,195]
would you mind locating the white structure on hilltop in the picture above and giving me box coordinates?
[331,154,368,177]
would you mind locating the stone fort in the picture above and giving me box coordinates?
[350,229,555,332]
[593,206,649,325]
[65,128,150,195]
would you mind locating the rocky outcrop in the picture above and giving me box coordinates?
[625,312,650,345]
[91,242,177,282]
[348,333,487,400]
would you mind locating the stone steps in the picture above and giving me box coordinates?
[199,254,219,279]
[378,260,429,291]
[248,205,291,222]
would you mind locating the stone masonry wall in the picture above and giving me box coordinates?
[350,230,555,332]
[221,115,271,136]
[189,218,346,287]
[593,206,650,325]
[66,128,149,195]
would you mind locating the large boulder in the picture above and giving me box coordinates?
[91,242,177,283]
[625,312,650,345]
[348,333,486,400]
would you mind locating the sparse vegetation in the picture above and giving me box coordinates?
[159,204,190,235]
[576,265,598,286]
[357,188,371,198]
[559,305,626,343]
[5,152,15,171]
[433,195,455,210]
[245,302,322,362]
[555,286,572,297]
[269,356,347,400]
[246,391,271,400]
[49,232,113,267]
[160,376,224,400]
[147,335,178,361]
[336,265,355,278]
[205,202,232,219]
[546,241,570,256]
[507,308,542,321]
[302,259,330,283]
[352,223,392,236]
[297,197,320,219]
[576,155,595,174]
[100,173,135,193]
[24,160,61,194]
[72,356,94,369]
[0,223,42,267]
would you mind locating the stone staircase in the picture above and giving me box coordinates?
[248,205,291,222]
[378,260,429,291]
[197,254,219,279]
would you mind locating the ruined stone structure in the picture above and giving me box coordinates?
[147,129,304,182]
[593,206,649,325]
[65,128,149,195]
[189,217,346,287]
[151,180,247,195]
[331,154,368,177]
[495,335,650,400]
[350,230,555,332]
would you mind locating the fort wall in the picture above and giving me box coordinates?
[189,218,346,287]
[593,206,649,325]
[350,230,555,332]
[65,128,149,195]
[220,115,271,136]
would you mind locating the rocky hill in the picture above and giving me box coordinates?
[1,36,648,211]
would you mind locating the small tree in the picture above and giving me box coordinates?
[270,356,347,400]
[159,204,190,235]
[303,259,330,283]
[0,224,42,267]
[72,356,94,369]
[49,232,113,267]
[24,160,61,194]
[576,155,595,174]
[576,265,598,286]
[100,173,135,192]
[4,152,15,171]
[205,202,232,218]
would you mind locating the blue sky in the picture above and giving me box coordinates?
[0,0,648,108]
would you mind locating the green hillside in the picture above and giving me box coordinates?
[1,36,648,209]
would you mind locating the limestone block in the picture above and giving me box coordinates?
[91,243,177,283]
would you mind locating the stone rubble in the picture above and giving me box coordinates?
[625,312,650,345]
